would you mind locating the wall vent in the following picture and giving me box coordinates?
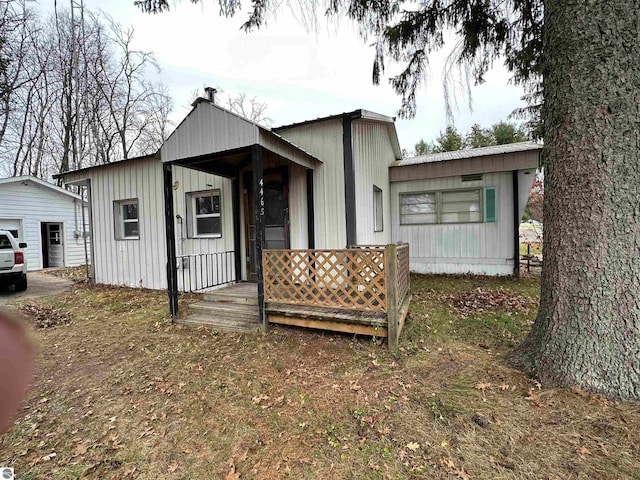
[461,174,483,182]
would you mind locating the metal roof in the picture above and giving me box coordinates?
[273,109,396,131]
[54,153,158,179]
[392,142,542,167]
[0,175,82,200]
[274,109,402,160]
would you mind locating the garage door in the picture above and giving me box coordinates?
[0,218,22,241]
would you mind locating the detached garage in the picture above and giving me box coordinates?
[0,176,90,271]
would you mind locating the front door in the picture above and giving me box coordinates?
[243,168,290,280]
[43,223,63,268]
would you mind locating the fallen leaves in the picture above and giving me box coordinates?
[406,441,420,451]
[439,457,471,479]
[447,288,536,317]
[19,304,72,328]
[73,442,89,456]
[3,278,640,480]
[475,382,491,391]
[525,388,545,407]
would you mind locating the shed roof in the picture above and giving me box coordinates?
[0,175,82,200]
[54,153,158,179]
[389,142,542,183]
[392,142,542,167]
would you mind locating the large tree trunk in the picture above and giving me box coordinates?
[522,1,640,399]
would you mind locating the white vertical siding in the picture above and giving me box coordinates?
[65,158,168,289]
[275,119,347,248]
[0,181,89,271]
[172,166,236,290]
[352,121,394,245]
[288,163,308,249]
[390,171,517,275]
[172,166,235,255]
[64,160,243,290]
[161,102,258,162]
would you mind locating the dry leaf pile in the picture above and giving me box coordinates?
[19,303,72,328]
[43,266,89,283]
[447,287,536,317]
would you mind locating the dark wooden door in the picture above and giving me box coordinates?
[243,168,289,280]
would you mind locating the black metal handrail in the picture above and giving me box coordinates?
[177,251,235,293]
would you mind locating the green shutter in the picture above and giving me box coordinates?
[484,187,496,222]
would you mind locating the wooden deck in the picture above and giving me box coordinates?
[180,243,411,347]
[262,244,411,346]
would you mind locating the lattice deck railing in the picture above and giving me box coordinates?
[262,248,387,312]
[262,243,410,348]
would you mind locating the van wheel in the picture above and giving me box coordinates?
[14,275,27,292]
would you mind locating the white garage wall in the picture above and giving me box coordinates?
[0,179,89,271]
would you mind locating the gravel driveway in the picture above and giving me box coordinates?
[0,271,73,305]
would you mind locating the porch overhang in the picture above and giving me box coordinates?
[160,98,320,174]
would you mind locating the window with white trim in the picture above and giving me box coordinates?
[114,199,139,240]
[373,185,383,232]
[400,189,483,225]
[187,190,221,237]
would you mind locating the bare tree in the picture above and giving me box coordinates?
[0,4,174,179]
[226,92,272,126]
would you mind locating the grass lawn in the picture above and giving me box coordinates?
[2,274,639,479]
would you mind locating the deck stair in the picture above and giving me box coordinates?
[179,283,260,333]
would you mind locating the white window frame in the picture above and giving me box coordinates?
[373,185,383,232]
[114,199,139,240]
[400,188,483,225]
[188,190,222,238]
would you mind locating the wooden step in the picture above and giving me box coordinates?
[204,283,258,305]
[189,301,258,321]
[178,314,261,333]
[204,291,258,306]
[180,300,260,333]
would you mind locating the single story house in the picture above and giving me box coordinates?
[57,91,540,344]
[0,175,90,270]
[60,99,401,289]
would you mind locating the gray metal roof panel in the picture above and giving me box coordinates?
[391,142,542,167]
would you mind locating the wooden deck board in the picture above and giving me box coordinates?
[266,302,387,328]
[268,315,388,337]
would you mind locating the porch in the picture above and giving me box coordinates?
[178,243,411,348]
[161,97,411,346]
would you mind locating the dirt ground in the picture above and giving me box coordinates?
[1,274,639,480]
[0,271,72,305]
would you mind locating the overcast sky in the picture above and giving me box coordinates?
[77,0,525,152]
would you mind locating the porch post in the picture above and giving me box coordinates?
[163,163,179,318]
[306,169,315,249]
[232,175,242,282]
[342,114,357,247]
[385,243,399,349]
[512,170,520,276]
[85,179,96,283]
[252,145,267,330]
